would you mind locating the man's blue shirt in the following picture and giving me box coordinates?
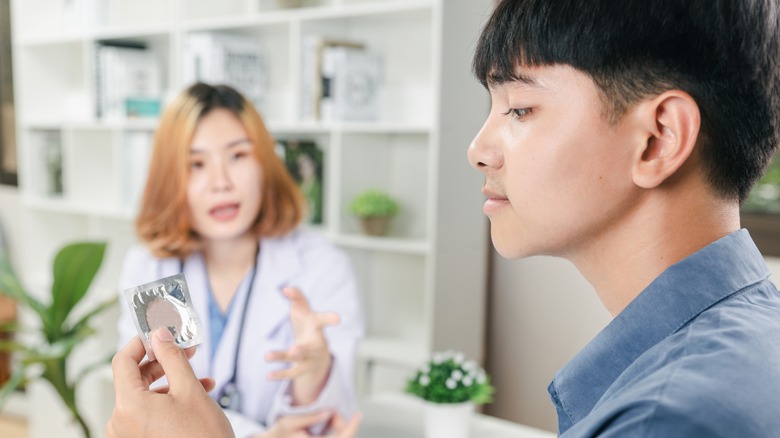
[550,229,780,437]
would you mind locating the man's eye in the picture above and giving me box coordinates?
[503,108,532,119]
[190,161,204,169]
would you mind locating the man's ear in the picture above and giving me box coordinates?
[631,90,701,189]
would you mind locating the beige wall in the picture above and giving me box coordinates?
[484,251,610,431]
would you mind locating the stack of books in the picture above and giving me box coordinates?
[94,40,162,120]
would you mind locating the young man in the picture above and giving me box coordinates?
[109,0,780,436]
[469,0,780,436]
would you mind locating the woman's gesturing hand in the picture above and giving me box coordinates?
[266,287,341,405]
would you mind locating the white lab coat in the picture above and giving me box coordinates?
[117,229,364,437]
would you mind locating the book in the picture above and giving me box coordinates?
[300,36,364,122]
[320,45,382,122]
[183,32,268,113]
[94,40,162,120]
[276,139,324,224]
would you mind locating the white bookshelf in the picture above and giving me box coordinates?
[9,1,493,437]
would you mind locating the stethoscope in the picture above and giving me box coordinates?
[180,244,260,411]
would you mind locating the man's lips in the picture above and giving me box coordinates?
[482,187,508,201]
[482,187,509,214]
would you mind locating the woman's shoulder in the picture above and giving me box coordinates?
[120,244,180,283]
[124,243,167,265]
[266,228,347,261]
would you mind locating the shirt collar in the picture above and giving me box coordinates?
[549,229,770,432]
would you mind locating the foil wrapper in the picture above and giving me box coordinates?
[123,273,203,361]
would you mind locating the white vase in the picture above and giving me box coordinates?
[424,401,475,438]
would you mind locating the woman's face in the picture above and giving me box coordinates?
[187,108,263,242]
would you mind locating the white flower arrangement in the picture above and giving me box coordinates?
[405,350,495,404]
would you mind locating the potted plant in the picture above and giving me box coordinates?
[405,350,495,438]
[0,241,117,438]
[349,189,400,236]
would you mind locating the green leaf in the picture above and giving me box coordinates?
[49,242,106,333]
[0,250,49,323]
[66,296,118,337]
[0,339,37,355]
[0,367,26,410]
[0,320,21,332]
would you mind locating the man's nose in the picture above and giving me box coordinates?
[468,115,503,172]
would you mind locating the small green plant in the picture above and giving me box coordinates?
[0,241,117,438]
[406,350,494,405]
[349,189,399,218]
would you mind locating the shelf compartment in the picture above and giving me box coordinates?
[22,129,65,200]
[339,133,429,239]
[182,23,292,122]
[300,5,434,125]
[65,129,120,209]
[14,42,91,123]
[345,248,427,341]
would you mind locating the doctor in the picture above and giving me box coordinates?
[117,82,364,437]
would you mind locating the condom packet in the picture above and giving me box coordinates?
[123,273,203,361]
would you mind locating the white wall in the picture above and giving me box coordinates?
[485,241,780,432]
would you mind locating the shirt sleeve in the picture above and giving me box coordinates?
[268,358,351,436]
[264,232,364,435]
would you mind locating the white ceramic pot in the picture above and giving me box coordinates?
[424,401,474,438]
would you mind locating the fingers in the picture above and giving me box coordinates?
[138,345,197,387]
[267,363,303,381]
[150,328,201,396]
[283,287,310,310]
[200,377,216,393]
[152,377,215,395]
[277,411,332,431]
[316,312,341,328]
[284,287,342,329]
[112,337,149,398]
[332,412,362,437]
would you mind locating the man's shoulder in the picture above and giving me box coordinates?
[584,290,780,436]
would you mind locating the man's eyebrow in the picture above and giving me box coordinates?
[487,70,541,88]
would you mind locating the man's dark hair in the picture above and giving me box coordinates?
[474,0,780,203]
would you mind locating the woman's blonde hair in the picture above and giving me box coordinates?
[136,83,304,258]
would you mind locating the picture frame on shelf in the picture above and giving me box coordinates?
[276,139,325,225]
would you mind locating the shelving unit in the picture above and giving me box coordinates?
[9,1,492,436]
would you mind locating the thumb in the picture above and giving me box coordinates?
[151,328,201,395]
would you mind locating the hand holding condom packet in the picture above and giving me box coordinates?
[123,273,203,361]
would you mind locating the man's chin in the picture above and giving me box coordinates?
[490,229,532,260]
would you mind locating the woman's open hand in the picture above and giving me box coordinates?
[266,287,340,405]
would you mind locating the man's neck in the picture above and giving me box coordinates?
[568,182,740,317]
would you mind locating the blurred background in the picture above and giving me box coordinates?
[1,1,780,437]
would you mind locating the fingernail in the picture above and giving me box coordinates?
[155,328,174,343]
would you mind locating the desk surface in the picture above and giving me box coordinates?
[358,393,557,438]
